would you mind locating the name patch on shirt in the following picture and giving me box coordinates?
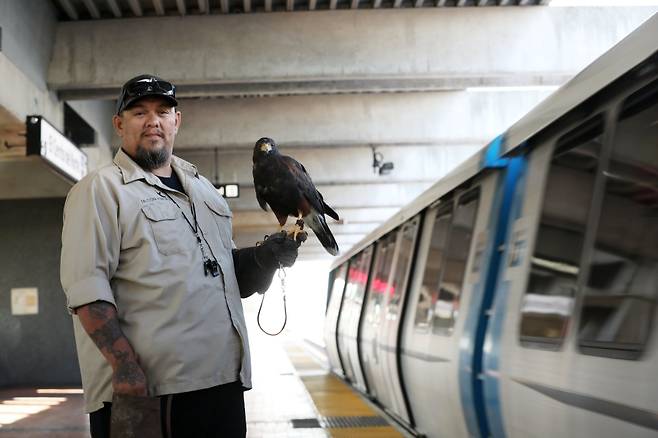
[140,196,167,205]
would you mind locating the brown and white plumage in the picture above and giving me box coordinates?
[252,137,339,256]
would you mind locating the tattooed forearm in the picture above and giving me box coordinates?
[77,301,138,369]
[76,300,147,395]
[88,315,126,362]
[114,360,146,386]
[87,300,114,320]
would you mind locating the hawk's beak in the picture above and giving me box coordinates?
[259,143,272,152]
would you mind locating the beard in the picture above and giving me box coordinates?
[132,143,171,170]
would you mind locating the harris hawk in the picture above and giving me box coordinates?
[252,137,340,256]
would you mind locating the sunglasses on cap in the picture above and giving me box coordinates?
[116,76,178,114]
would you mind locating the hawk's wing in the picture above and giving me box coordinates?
[255,186,268,211]
[281,156,339,220]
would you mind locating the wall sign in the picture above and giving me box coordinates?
[11,288,39,315]
[26,115,88,182]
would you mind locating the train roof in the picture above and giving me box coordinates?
[331,13,658,270]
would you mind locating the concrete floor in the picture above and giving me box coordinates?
[0,303,402,437]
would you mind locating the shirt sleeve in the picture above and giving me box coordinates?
[60,174,120,314]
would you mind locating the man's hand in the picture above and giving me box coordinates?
[76,301,148,396]
[254,231,305,269]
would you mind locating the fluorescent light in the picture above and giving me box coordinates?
[225,184,239,198]
[466,85,560,93]
[214,183,240,198]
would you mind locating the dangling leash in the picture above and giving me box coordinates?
[257,262,288,336]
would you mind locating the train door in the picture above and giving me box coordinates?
[324,263,349,376]
[379,216,420,425]
[400,172,501,438]
[336,246,374,392]
[359,232,398,404]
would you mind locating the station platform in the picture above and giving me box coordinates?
[0,308,404,437]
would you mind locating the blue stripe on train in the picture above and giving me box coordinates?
[459,135,524,437]
[483,156,528,438]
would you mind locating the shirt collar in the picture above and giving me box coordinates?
[113,148,199,186]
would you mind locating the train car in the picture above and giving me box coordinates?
[324,13,658,438]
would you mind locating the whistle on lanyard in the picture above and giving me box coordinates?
[204,259,220,277]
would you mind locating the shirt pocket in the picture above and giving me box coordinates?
[204,199,233,249]
[141,203,193,255]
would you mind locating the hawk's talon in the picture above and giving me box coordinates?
[294,229,308,243]
[285,221,306,242]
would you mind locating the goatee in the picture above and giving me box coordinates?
[132,144,170,170]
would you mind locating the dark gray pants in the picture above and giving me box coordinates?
[89,381,246,438]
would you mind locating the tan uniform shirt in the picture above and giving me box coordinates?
[60,149,251,413]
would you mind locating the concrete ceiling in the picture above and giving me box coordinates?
[53,0,549,19]
[3,2,654,260]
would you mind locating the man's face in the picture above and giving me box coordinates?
[112,97,182,170]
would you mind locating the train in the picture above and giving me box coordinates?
[322,13,658,438]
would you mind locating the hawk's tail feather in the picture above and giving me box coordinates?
[323,201,339,221]
[308,211,339,256]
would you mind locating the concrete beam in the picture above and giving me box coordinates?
[177,144,481,186]
[236,222,378,235]
[232,207,398,228]
[57,0,78,20]
[176,0,187,15]
[0,157,74,199]
[127,0,143,16]
[107,0,122,17]
[224,182,432,211]
[48,8,657,98]
[153,0,166,16]
[233,229,368,253]
[81,0,101,19]
[172,91,550,150]
[0,54,63,140]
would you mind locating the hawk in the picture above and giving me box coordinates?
[252,137,340,256]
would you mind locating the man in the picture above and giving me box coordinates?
[60,74,300,437]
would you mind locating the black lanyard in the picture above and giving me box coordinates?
[159,190,221,277]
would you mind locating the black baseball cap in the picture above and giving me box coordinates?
[116,74,178,115]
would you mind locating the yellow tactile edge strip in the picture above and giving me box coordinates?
[283,339,406,437]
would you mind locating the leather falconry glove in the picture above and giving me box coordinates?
[254,231,306,269]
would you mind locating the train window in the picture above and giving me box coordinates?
[386,218,420,319]
[432,190,480,334]
[345,246,374,306]
[520,116,604,347]
[364,232,398,326]
[414,203,453,331]
[578,85,658,360]
[326,263,348,317]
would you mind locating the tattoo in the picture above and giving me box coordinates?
[88,301,113,320]
[114,361,147,386]
[78,301,146,392]
[83,302,138,365]
[88,318,124,360]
